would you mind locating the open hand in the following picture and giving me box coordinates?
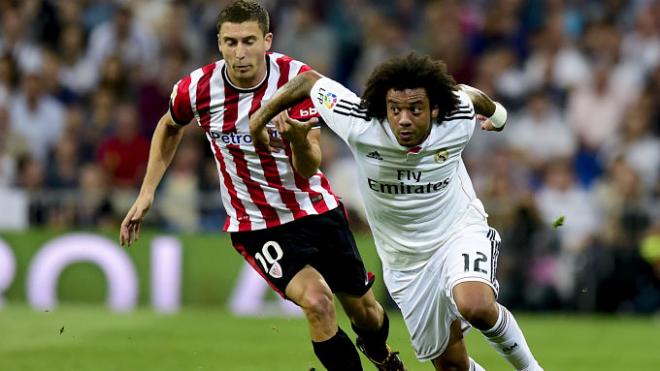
[274,111,318,144]
[119,194,153,247]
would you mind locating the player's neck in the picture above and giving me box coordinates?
[226,57,268,89]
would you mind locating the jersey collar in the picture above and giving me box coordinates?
[222,55,270,93]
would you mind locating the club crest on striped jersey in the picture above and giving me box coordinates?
[434,148,449,163]
[268,262,283,278]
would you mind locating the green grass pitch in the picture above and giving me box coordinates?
[1,305,658,370]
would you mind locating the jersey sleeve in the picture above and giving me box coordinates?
[288,65,321,129]
[169,76,195,126]
[310,77,368,142]
[451,90,477,142]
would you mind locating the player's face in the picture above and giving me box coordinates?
[218,21,272,88]
[386,88,439,147]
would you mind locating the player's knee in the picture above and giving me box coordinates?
[299,286,335,321]
[454,294,497,329]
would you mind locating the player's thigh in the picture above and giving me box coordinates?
[382,258,455,361]
[431,319,470,371]
[445,224,501,302]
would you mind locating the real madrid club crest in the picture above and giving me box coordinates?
[434,148,449,163]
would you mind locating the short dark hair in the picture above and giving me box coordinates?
[361,52,460,122]
[217,1,270,35]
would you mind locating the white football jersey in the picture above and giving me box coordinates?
[311,77,488,269]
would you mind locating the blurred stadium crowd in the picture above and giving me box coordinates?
[0,0,658,313]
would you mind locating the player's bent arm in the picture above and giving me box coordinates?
[290,128,322,178]
[250,70,323,135]
[139,112,186,197]
[457,84,507,131]
[120,112,185,246]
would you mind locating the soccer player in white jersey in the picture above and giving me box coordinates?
[250,52,544,371]
[119,2,406,370]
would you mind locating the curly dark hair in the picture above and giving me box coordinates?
[217,1,269,35]
[361,52,460,121]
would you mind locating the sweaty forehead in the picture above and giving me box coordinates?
[386,88,428,104]
[219,21,262,38]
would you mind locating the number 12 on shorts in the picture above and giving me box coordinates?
[255,241,285,278]
[462,252,488,274]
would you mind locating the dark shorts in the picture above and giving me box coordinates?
[230,206,374,300]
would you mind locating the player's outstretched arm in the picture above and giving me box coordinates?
[457,84,507,132]
[119,112,185,247]
[249,70,323,146]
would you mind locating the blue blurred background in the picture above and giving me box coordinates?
[0,0,658,314]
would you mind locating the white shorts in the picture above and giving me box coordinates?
[382,214,500,361]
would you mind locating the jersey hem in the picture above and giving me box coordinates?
[224,204,340,232]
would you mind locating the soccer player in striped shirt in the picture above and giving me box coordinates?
[250,53,544,371]
[119,1,405,370]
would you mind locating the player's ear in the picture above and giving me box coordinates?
[264,32,273,51]
[431,106,439,120]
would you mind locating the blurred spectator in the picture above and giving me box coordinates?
[583,20,644,98]
[566,58,636,151]
[10,67,65,163]
[15,155,48,225]
[535,160,599,304]
[621,5,660,77]
[160,128,202,232]
[326,0,366,83]
[506,90,576,171]
[97,103,149,189]
[416,1,475,84]
[55,0,84,27]
[137,50,188,136]
[275,3,336,76]
[87,3,159,81]
[153,1,204,66]
[593,159,651,248]
[0,96,29,187]
[75,163,114,228]
[58,23,98,96]
[350,10,408,90]
[0,5,42,73]
[473,0,527,59]
[0,54,20,93]
[46,134,80,189]
[40,49,77,104]
[481,48,528,108]
[567,58,635,186]
[524,12,590,94]
[536,160,599,253]
[600,98,660,192]
[98,55,132,100]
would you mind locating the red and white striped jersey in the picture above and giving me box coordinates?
[169,52,340,232]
